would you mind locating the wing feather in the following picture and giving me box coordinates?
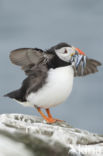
[74,58,101,77]
[10,48,44,66]
[9,48,53,75]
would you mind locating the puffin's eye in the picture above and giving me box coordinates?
[64,49,68,54]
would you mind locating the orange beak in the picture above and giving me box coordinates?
[75,47,86,56]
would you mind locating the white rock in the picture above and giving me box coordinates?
[0,114,103,156]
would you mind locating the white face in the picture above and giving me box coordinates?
[55,47,75,62]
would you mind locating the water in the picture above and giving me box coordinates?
[0,0,103,133]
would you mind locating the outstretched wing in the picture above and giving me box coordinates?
[74,58,101,77]
[10,48,53,75]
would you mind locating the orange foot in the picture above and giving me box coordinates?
[46,108,63,122]
[45,117,57,124]
[36,107,62,124]
[53,118,63,122]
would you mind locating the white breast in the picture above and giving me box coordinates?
[26,66,74,108]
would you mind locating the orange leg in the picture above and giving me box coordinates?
[46,108,52,118]
[46,108,63,122]
[36,107,56,123]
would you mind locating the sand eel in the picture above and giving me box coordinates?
[4,43,101,123]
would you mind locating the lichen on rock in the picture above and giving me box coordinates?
[0,114,103,156]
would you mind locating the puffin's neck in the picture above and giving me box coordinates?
[47,55,71,69]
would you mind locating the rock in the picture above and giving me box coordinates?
[0,114,103,156]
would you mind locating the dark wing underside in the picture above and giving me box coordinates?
[5,65,48,101]
[74,58,101,77]
[10,48,53,75]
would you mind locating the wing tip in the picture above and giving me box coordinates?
[89,58,102,66]
[74,58,102,77]
[9,50,19,65]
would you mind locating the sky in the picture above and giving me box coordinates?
[0,0,103,134]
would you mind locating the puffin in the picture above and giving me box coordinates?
[4,43,101,123]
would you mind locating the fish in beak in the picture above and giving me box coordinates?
[71,47,87,74]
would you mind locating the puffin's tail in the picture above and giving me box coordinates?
[4,89,23,101]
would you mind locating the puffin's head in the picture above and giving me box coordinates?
[52,42,86,70]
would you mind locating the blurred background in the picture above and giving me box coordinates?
[0,0,103,134]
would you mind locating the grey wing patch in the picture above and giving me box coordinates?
[10,48,53,75]
[74,58,101,77]
[10,48,44,67]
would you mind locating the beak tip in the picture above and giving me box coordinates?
[75,47,86,56]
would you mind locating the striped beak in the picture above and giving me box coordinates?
[71,47,87,72]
